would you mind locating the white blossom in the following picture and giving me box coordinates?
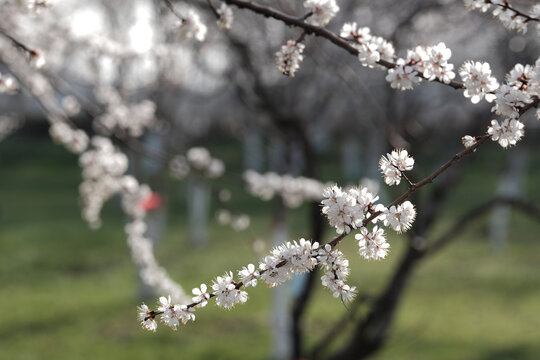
[406,46,429,74]
[491,84,532,119]
[385,59,421,90]
[321,186,356,234]
[178,10,207,41]
[459,61,499,103]
[137,303,158,332]
[275,40,305,77]
[157,296,189,330]
[423,42,455,84]
[212,272,248,309]
[379,149,414,186]
[303,0,339,27]
[192,284,210,307]
[357,43,381,68]
[382,201,416,233]
[317,244,356,302]
[461,135,477,148]
[487,119,525,148]
[217,3,234,29]
[506,63,534,89]
[463,0,491,13]
[355,226,389,260]
[238,264,260,287]
[340,22,371,43]
[49,121,89,154]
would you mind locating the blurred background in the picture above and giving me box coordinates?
[0,0,539,359]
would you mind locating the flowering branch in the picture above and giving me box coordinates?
[222,0,467,89]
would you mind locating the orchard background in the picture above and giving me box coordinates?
[0,0,540,359]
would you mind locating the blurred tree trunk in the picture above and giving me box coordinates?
[490,147,528,253]
[187,180,210,246]
[244,126,265,171]
[342,136,362,181]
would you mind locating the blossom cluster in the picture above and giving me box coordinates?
[303,0,339,27]
[217,3,234,30]
[379,149,414,186]
[355,226,389,260]
[177,9,207,41]
[464,0,540,34]
[95,88,157,137]
[486,59,540,148]
[339,22,457,90]
[48,120,89,154]
[339,22,395,69]
[459,61,499,104]
[321,185,380,235]
[275,40,305,77]
[78,136,129,228]
[244,170,326,208]
[169,147,225,180]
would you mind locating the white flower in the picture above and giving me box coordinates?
[259,255,288,287]
[459,61,499,103]
[238,264,260,287]
[289,238,319,273]
[177,305,196,324]
[461,135,477,148]
[492,6,527,33]
[348,186,379,222]
[137,303,158,332]
[406,46,429,74]
[379,149,414,186]
[506,64,533,89]
[275,40,305,77]
[192,284,210,307]
[355,226,389,260]
[340,22,371,43]
[423,42,455,83]
[463,0,491,12]
[487,119,525,148]
[357,42,380,68]
[178,10,207,42]
[373,36,395,62]
[321,186,356,234]
[317,245,355,301]
[217,3,234,29]
[157,295,183,329]
[212,272,247,308]
[386,60,421,90]
[334,283,357,303]
[303,0,339,27]
[382,201,416,233]
[491,85,532,119]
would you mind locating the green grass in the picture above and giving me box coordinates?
[1,133,539,359]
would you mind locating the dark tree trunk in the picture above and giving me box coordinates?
[329,244,424,360]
